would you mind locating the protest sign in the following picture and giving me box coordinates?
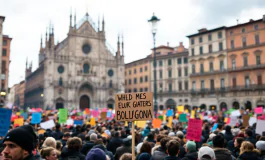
[212,123,218,131]
[90,117,96,126]
[231,110,241,117]
[179,114,188,122]
[136,121,146,128]
[91,110,99,117]
[38,129,46,134]
[66,119,74,126]
[59,109,67,124]
[242,115,250,127]
[167,116,173,127]
[249,117,257,126]
[40,120,55,129]
[177,106,184,113]
[230,116,238,126]
[14,118,24,126]
[0,108,12,136]
[100,112,107,120]
[152,118,162,129]
[255,107,263,114]
[166,110,173,117]
[158,115,163,121]
[186,118,202,142]
[85,108,90,114]
[74,120,83,125]
[115,92,154,121]
[107,111,112,118]
[21,113,28,120]
[256,120,265,135]
[191,110,195,119]
[31,112,41,124]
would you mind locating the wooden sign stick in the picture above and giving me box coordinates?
[132,121,135,160]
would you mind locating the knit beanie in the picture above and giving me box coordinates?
[3,126,35,153]
[86,148,106,160]
[186,141,196,152]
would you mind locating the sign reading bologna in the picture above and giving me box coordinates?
[115,92,154,121]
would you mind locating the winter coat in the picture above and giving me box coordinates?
[152,147,168,160]
[245,137,256,146]
[60,148,85,160]
[107,137,123,155]
[224,133,234,142]
[80,141,95,155]
[181,152,198,160]
[115,146,132,160]
[237,151,261,160]
[164,156,181,160]
[52,130,64,140]
[214,148,234,160]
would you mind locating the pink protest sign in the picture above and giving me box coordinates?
[91,110,99,117]
[102,108,108,112]
[255,107,263,114]
[186,118,202,142]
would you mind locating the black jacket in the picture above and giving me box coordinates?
[245,137,256,146]
[152,147,168,160]
[52,130,64,140]
[107,137,123,155]
[237,151,261,160]
[23,153,35,160]
[60,148,85,160]
[181,152,198,160]
[80,141,95,155]
[178,146,186,158]
[115,146,132,160]
[214,148,233,160]
[224,133,234,142]
[164,156,181,160]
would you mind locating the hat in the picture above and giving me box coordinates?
[198,146,216,160]
[256,141,265,151]
[209,133,216,140]
[138,152,151,160]
[176,131,184,136]
[86,148,106,160]
[168,132,175,137]
[3,126,35,153]
[186,141,196,152]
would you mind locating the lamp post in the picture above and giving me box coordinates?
[148,13,160,115]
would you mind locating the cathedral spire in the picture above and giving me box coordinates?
[26,57,28,69]
[117,34,121,56]
[69,7,72,29]
[98,14,100,31]
[122,34,124,56]
[102,14,105,32]
[40,34,43,52]
[74,9,76,29]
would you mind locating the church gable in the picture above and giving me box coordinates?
[76,21,97,36]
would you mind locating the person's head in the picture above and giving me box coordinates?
[217,123,223,131]
[147,132,154,141]
[198,146,216,160]
[138,152,151,160]
[256,141,265,151]
[40,147,57,160]
[114,131,120,138]
[67,137,82,151]
[244,129,252,138]
[90,133,98,142]
[140,142,152,155]
[234,137,244,148]
[42,137,56,149]
[2,126,36,160]
[63,132,71,140]
[225,125,232,133]
[176,131,184,139]
[55,123,61,130]
[160,137,171,150]
[166,140,180,157]
[85,148,106,160]
[56,140,62,151]
[123,138,131,147]
[259,136,265,141]
[185,141,196,153]
[212,134,224,148]
[240,141,254,155]
[119,153,132,160]
[156,134,165,144]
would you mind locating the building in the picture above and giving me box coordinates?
[2,35,12,94]
[187,27,228,111]
[0,16,5,105]
[150,42,190,110]
[7,84,16,104]
[125,58,150,93]
[24,12,125,110]
[226,16,265,110]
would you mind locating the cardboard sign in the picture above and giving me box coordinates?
[186,118,202,142]
[256,120,265,135]
[107,111,112,118]
[179,114,188,122]
[115,92,154,121]
[212,123,218,131]
[230,116,238,126]
[40,120,55,129]
[152,118,162,129]
[91,110,99,117]
[31,112,41,124]
[59,109,67,124]
[14,118,24,126]
[242,115,250,127]
[100,112,107,120]
[177,106,184,113]
[66,119,74,126]
[0,108,12,136]
[255,107,263,114]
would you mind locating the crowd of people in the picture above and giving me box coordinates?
[0,110,265,160]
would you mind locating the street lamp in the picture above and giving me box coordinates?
[148,13,160,115]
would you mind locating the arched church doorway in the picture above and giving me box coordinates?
[245,101,252,111]
[200,104,206,111]
[232,101,240,109]
[257,100,265,108]
[107,99,115,109]
[55,98,64,109]
[165,99,176,110]
[80,95,90,110]
[220,102,227,111]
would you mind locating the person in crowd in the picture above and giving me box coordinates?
[217,123,223,133]
[42,137,57,149]
[86,148,106,160]
[107,131,123,155]
[152,137,171,160]
[152,134,166,154]
[256,140,265,159]
[40,147,57,160]
[237,141,260,160]
[60,132,71,148]
[224,125,234,142]
[198,146,216,160]
[60,137,85,160]
[206,133,216,147]
[93,139,114,160]
[172,137,186,158]
[56,140,63,151]
[52,123,64,140]
[202,125,210,143]
[244,129,256,146]
[232,137,244,158]
[115,138,132,160]
[146,133,156,147]
[78,127,87,141]
[259,136,265,141]
[212,134,235,160]
[163,140,181,160]
[182,141,198,160]
[81,133,97,155]
[119,153,132,160]
[1,126,37,160]
[136,141,152,160]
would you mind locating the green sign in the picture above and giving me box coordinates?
[179,114,188,122]
[59,108,67,124]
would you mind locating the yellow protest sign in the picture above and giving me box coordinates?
[125,121,128,127]
[90,118,96,126]
[16,112,20,116]
[191,110,195,119]
[38,129,46,134]
[177,106,184,113]
[168,116,173,128]
[14,118,24,126]
[136,121,146,128]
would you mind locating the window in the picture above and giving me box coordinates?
[245,76,250,88]
[177,58,182,64]
[200,63,204,73]
[128,89,131,93]
[134,78,137,84]
[230,31,233,36]
[2,49,7,56]
[178,68,182,77]
[243,56,248,67]
[254,24,259,30]
[145,76,148,82]
[209,62,214,72]
[140,88,143,92]
[168,52,172,55]
[242,37,247,47]
[218,31,222,39]
[220,78,225,89]
[3,40,7,46]
[220,60,224,71]
[200,46,203,55]
[109,80,113,88]
[159,84,163,92]
[140,77,143,83]
[1,60,6,74]
[145,66,148,71]
[159,60,163,66]
[210,79,215,90]
[199,36,203,43]
[83,63,89,73]
[232,78,237,88]
[255,34,260,44]
[125,71,127,76]
[134,88,137,92]
[125,80,127,85]
[201,80,205,90]
[144,87,148,92]
[192,81,196,90]
[184,68,188,76]
[256,55,261,65]
[231,40,235,49]
[185,81,189,90]
[168,83,172,92]
[140,67,143,72]
[257,75,262,85]
[192,64,196,74]
[178,81,182,91]
[208,34,212,41]
[232,59,236,69]
[155,52,161,55]
[191,39,194,45]
[184,57,188,64]
[219,42,223,51]
[129,70,131,75]
[191,48,195,56]
[134,68,137,74]
[242,28,245,33]
[168,70,172,78]
[129,79,132,85]
[159,70,163,79]
[208,44,212,53]
[168,59,172,66]
[59,77,63,86]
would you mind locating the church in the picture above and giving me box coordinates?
[24,12,125,110]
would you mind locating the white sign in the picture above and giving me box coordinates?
[40,120,55,130]
[66,119,74,125]
[249,117,257,126]
[230,116,238,126]
[231,110,241,117]
[256,120,265,135]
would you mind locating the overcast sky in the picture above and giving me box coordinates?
[0,0,265,87]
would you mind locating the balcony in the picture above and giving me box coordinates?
[228,84,265,91]
[228,64,265,72]
[158,89,189,95]
[190,69,227,77]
